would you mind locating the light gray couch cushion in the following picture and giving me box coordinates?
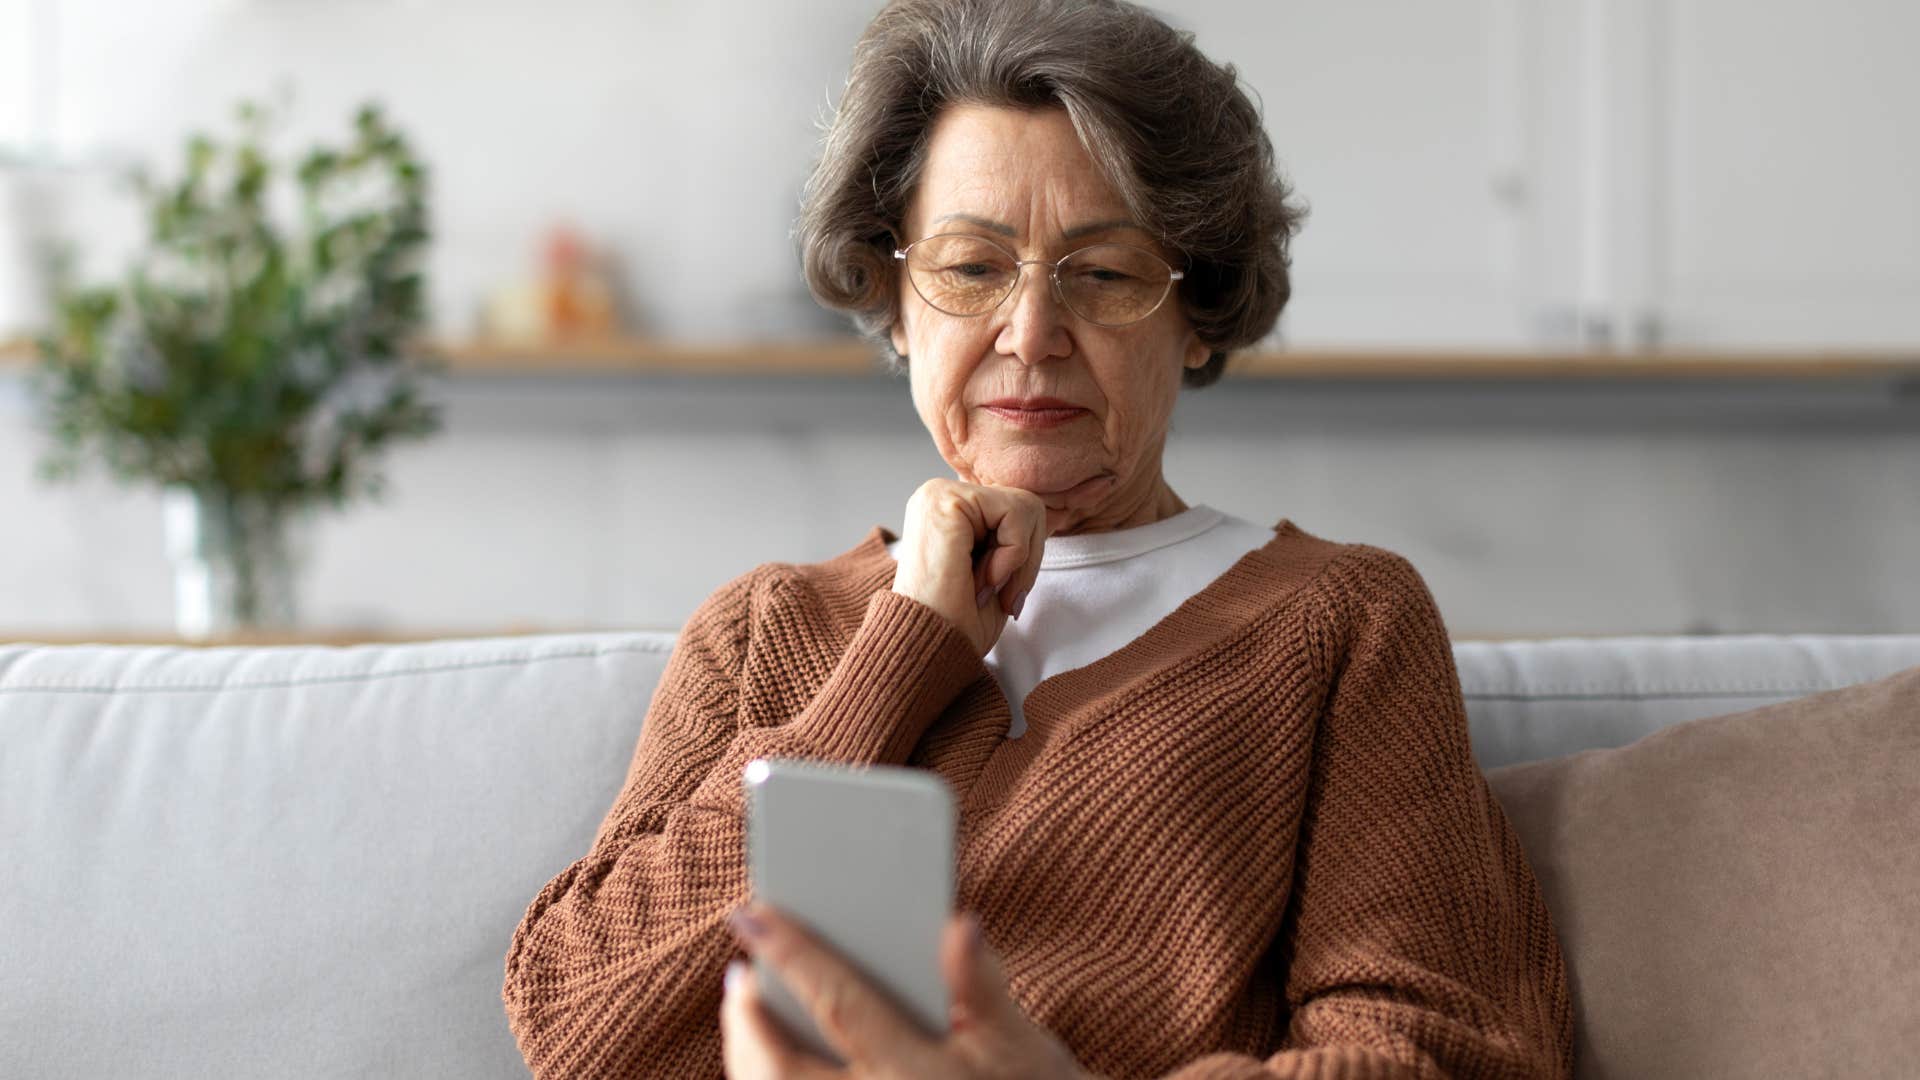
[4,629,1919,1078]
[0,632,673,1080]
[1453,633,1920,767]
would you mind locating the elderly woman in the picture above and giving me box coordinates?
[503,0,1572,1076]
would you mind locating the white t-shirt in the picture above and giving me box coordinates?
[885,504,1274,739]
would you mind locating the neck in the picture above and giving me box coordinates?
[1055,473,1188,535]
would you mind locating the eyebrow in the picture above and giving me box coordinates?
[929,212,1144,241]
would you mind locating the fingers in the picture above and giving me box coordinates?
[893,477,1052,654]
[908,478,990,560]
[972,486,1048,608]
[720,959,835,1079]
[997,501,1048,618]
[983,503,1044,595]
[729,902,934,1070]
[940,911,1016,1034]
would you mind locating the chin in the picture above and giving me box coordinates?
[973,451,1107,497]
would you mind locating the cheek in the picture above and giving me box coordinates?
[899,299,936,418]
[1101,352,1182,446]
[1144,327,1193,416]
[906,335,975,449]
[906,364,929,420]
[913,326,988,410]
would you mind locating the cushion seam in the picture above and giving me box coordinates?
[1463,685,1844,700]
[0,640,675,695]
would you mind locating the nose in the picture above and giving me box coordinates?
[995,261,1073,365]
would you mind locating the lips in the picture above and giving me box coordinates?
[984,397,1082,410]
[981,399,1089,429]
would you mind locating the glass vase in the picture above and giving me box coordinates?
[161,486,316,641]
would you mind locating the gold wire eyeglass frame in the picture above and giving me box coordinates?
[892,232,1186,328]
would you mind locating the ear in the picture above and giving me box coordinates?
[890,311,912,365]
[1182,331,1211,371]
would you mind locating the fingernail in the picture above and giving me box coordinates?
[1010,589,1027,620]
[965,913,984,953]
[729,906,767,943]
[724,959,746,995]
[975,585,994,609]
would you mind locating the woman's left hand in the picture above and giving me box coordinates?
[721,901,1091,1079]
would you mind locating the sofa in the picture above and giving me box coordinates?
[3,629,1916,1079]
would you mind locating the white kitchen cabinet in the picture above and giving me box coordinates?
[1654,0,1920,347]
[1181,0,1920,350]
[1180,0,1545,348]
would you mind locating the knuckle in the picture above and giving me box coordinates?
[906,478,943,510]
[817,980,851,1043]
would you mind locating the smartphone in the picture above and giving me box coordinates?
[742,757,956,1066]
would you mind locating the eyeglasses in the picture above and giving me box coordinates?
[893,233,1185,327]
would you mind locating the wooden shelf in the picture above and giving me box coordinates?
[0,626,1719,647]
[426,336,882,375]
[420,337,1920,380]
[1227,348,1920,380]
[7,334,1919,381]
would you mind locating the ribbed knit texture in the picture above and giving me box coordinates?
[502,520,1574,1079]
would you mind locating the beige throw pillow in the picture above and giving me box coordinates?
[1486,664,1920,1080]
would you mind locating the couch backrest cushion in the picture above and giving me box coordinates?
[1453,633,1920,767]
[4,628,1917,1078]
[0,632,673,1080]
[1485,664,1920,1080]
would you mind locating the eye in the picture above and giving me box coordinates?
[1068,264,1136,283]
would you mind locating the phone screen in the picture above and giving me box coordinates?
[743,758,956,1065]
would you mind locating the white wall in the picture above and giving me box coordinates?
[3,0,1917,639]
[5,368,1916,639]
[6,0,883,340]
[8,0,1916,346]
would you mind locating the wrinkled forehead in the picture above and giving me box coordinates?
[901,104,1143,247]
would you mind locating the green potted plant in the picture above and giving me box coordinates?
[28,98,444,638]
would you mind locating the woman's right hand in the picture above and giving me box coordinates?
[891,479,1054,657]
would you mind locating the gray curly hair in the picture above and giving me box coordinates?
[794,0,1306,388]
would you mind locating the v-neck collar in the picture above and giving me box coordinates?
[827,517,1344,809]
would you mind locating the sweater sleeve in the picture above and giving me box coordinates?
[501,573,984,1079]
[1157,550,1574,1080]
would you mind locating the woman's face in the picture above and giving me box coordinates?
[890,104,1210,530]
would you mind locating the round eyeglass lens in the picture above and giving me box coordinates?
[1056,243,1175,325]
[904,235,1020,316]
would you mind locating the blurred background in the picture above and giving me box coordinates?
[0,0,1915,643]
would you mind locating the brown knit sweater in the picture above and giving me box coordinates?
[502,520,1574,1079]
